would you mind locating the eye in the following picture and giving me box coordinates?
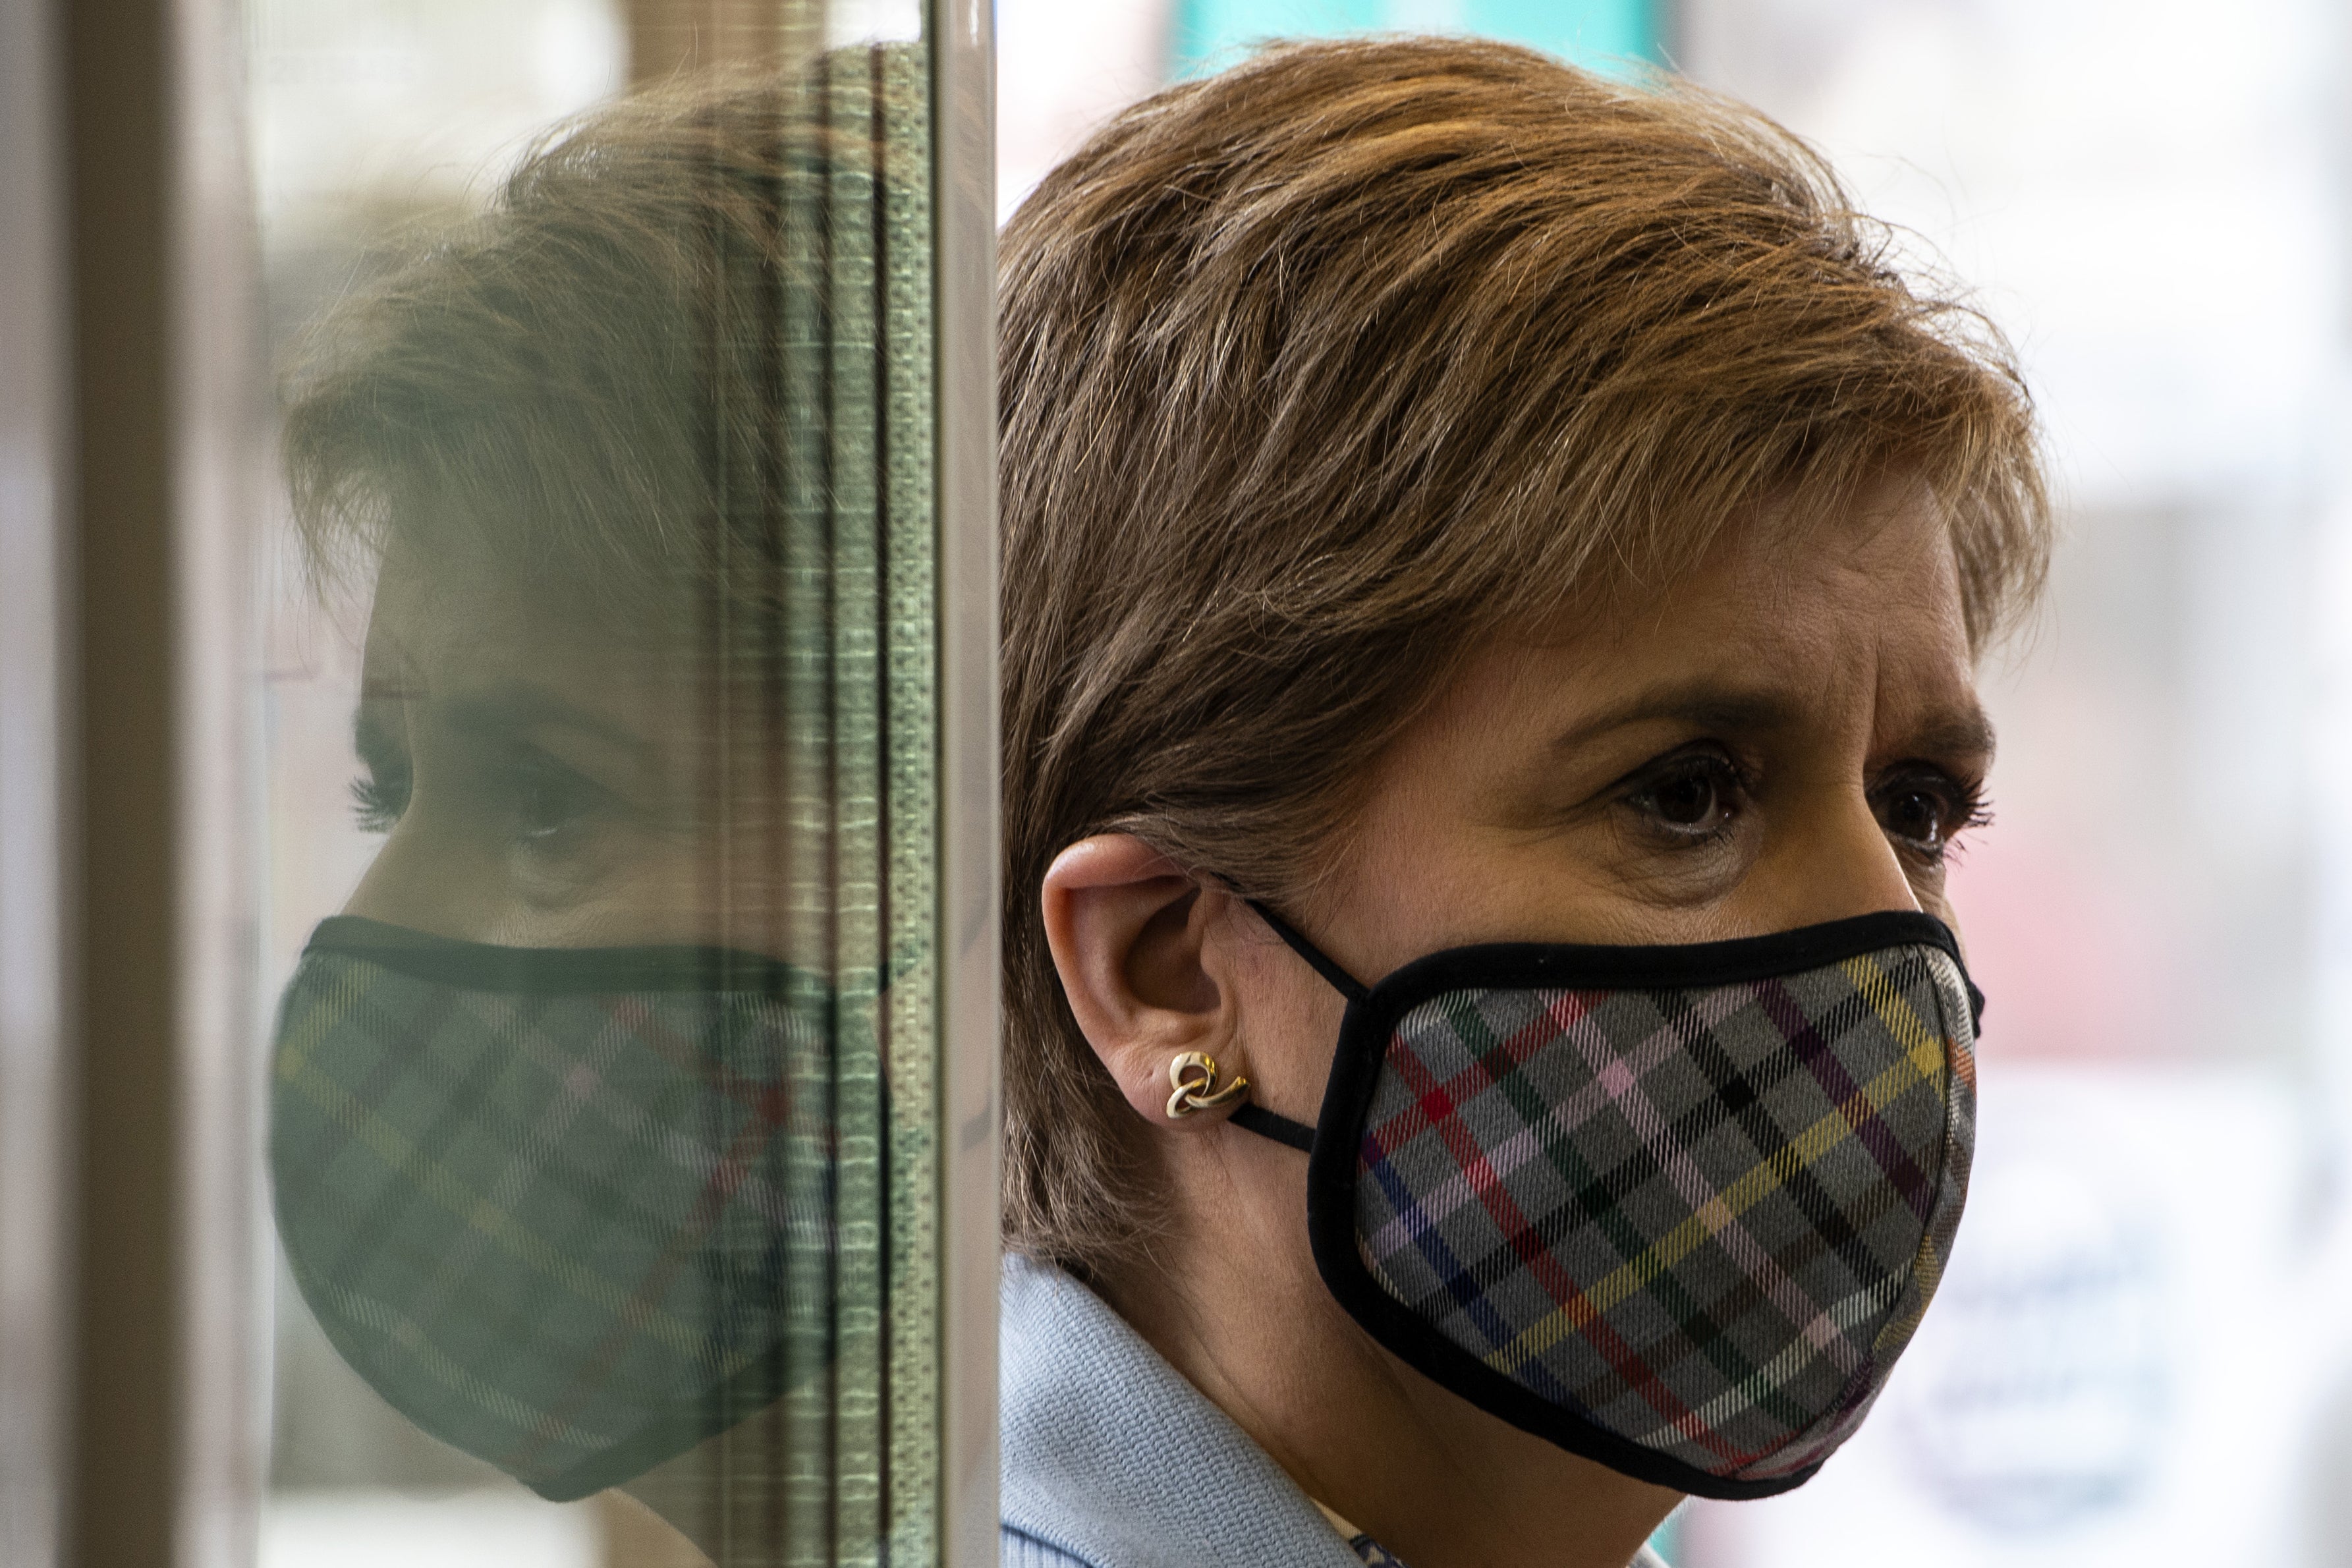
[503,752,605,844]
[486,747,621,846]
[1623,748,1749,839]
[1872,766,1990,860]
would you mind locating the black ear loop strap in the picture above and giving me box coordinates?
[1221,899,1369,1154]
[1245,900,1370,1003]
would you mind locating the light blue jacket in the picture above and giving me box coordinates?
[999,1255,1673,1568]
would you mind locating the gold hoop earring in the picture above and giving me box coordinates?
[1164,1050,1248,1119]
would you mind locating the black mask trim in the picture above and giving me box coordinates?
[306,914,810,995]
[1233,903,1978,1501]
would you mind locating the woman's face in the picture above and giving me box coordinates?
[339,536,804,955]
[1038,479,1992,1548]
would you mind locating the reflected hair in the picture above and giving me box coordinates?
[1000,38,2050,1274]
[281,52,924,635]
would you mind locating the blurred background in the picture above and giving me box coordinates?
[242,0,2352,1562]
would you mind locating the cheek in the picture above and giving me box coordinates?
[342,809,511,938]
[1314,789,1530,971]
[557,832,729,932]
[1912,874,1958,932]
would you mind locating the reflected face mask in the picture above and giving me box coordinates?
[1229,907,1980,1499]
[269,916,837,1502]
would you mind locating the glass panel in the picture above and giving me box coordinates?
[250,1,984,1561]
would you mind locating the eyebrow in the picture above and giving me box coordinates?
[1545,682,1809,755]
[1546,679,1998,761]
[1895,707,1998,762]
[353,680,661,764]
[437,685,660,760]
[352,701,406,773]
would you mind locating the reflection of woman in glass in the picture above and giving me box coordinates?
[272,53,943,1561]
[999,38,2042,1568]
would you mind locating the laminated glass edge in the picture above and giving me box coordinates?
[878,36,943,1568]
[928,0,1001,1563]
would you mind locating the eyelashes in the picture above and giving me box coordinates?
[350,765,410,834]
[350,701,411,835]
[1872,766,1991,862]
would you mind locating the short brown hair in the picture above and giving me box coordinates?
[999,36,2048,1272]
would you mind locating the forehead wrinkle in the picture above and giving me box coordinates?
[1862,540,1982,759]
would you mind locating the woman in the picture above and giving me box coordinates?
[995,36,2040,1568]
[269,33,2045,1568]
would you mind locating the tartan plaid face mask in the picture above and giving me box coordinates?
[1227,905,1981,1499]
[269,916,838,1501]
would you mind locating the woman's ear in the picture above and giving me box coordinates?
[1040,834,1241,1130]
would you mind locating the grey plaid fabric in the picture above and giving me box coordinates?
[271,945,839,1498]
[1355,943,1974,1483]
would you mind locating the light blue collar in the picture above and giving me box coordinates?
[998,1254,1673,1568]
[999,1254,1368,1568]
